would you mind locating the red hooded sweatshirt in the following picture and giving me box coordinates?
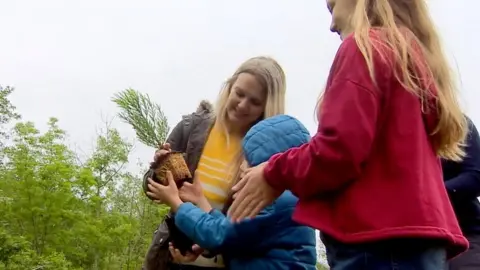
[263,34,468,259]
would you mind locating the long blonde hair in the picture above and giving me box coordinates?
[214,56,286,185]
[335,0,466,161]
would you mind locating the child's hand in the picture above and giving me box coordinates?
[153,143,171,162]
[179,172,205,204]
[168,242,204,263]
[179,172,211,212]
[146,171,183,212]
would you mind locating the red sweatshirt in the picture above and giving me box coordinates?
[263,34,468,258]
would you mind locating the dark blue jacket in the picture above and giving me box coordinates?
[175,115,317,269]
[442,116,480,235]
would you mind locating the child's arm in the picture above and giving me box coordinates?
[174,202,275,253]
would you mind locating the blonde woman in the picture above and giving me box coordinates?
[142,56,287,270]
[147,114,317,269]
[229,0,470,269]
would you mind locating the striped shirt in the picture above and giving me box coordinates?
[184,123,241,268]
[196,123,241,210]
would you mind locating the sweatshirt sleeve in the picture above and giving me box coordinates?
[174,202,274,253]
[445,118,480,198]
[263,36,383,199]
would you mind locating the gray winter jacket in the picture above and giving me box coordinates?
[142,101,215,270]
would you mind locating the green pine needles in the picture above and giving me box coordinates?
[112,88,169,148]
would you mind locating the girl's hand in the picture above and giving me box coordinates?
[179,172,211,211]
[239,160,248,179]
[228,162,280,222]
[146,171,183,212]
[168,242,204,263]
[153,143,171,163]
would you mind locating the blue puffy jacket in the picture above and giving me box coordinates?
[174,115,317,269]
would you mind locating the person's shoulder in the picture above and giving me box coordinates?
[195,100,214,114]
[330,30,395,90]
[465,116,478,133]
[180,100,214,126]
[336,30,389,63]
[335,33,367,57]
[330,34,368,78]
[192,100,214,119]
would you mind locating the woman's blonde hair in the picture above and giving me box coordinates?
[214,56,287,186]
[327,0,467,161]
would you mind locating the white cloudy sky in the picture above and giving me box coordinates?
[0,0,478,173]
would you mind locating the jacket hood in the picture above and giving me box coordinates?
[242,115,311,166]
[196,100,213,114]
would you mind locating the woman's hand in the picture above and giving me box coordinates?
[169,242,204,263]
[148,143,171,204]
[179,172,212,212]
[228,162,280,222]
[153,143,171,163]
[146,171,183,212]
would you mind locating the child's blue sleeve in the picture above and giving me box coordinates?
[174,202,273,253]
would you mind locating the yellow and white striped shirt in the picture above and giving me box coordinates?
[184,123,241,268]
[196,123,241,210]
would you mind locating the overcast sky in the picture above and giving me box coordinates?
[0,0,477,173]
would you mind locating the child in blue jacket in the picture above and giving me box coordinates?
[147,114,317,269]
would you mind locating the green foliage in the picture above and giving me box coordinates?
[0,86,21,151]
[0,86,20,126]
[112,88,169,148]
[0,87,169,269]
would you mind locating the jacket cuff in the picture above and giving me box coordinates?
[264,153,288,192]
[174,202,197,235]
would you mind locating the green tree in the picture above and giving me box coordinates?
[0,87,170,269]
[1,119,78,253]
[82,123,133,269]
[0,86,21,160]
[0,86,21,133]
[0,118,83,269]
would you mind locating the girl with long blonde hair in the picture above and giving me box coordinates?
[229,0,470,269]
